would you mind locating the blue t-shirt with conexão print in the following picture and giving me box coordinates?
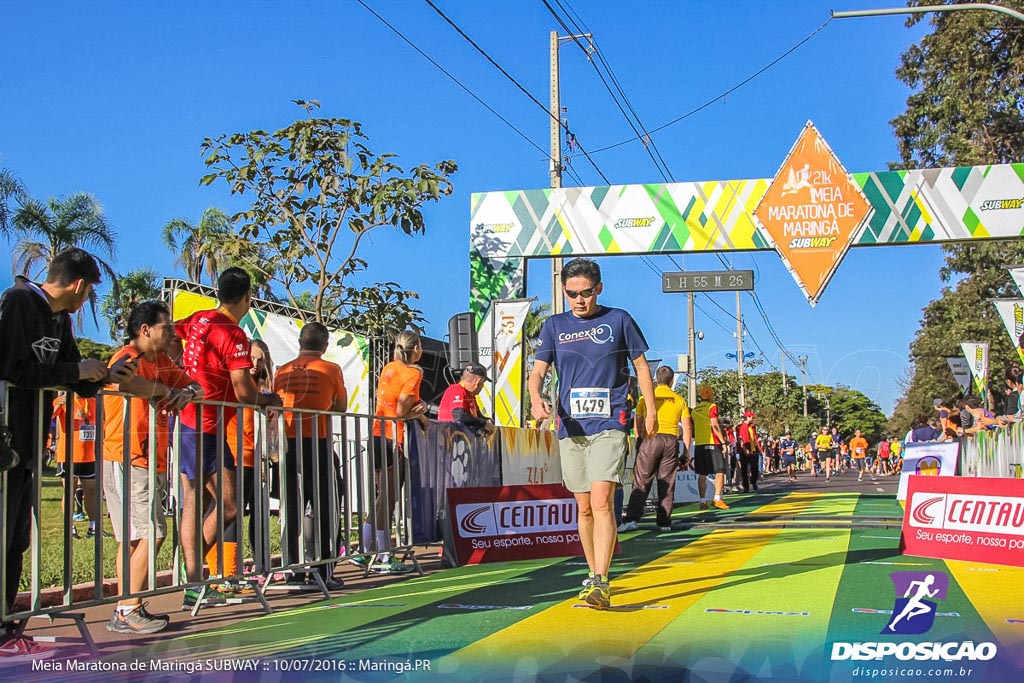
[535,306,649,438]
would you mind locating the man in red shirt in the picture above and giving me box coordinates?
[437,363,495,435]
[737,411,762,492]
[175,268,281,588]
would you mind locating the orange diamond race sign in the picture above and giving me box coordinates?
[754,121,871,306]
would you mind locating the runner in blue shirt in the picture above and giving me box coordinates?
[529,258,655,610]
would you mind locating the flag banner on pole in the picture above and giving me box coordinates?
[1007,265,1024,296]
[990,298,1024,362]
[960,342,990,400]
[946,357,973,396]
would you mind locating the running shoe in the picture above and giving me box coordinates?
[581,579,611,609]
[0,636,57,662]
[181,586,227,610]
[215,580,256,596]
[107,605,168,634]
[72,512,86,522]
[371,559,413,575]
[657,525,672,532]
[348,556,370,569]
[616,520,639,532]
[712,499,730,510]
[698,502,709,510]
[322,577,346,591]
[578,571,596,599]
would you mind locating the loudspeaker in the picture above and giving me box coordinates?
[447,312,478,369]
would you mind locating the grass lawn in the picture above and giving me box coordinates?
[22,468,284,592]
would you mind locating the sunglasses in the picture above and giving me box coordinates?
[564,286,597,300]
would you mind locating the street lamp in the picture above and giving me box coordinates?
[832,3,1024,23]
[724,352,756,360]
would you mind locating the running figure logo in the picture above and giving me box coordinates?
[883,572,949,635]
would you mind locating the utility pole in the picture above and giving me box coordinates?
[550,30,563,316]
[548,30,562,419]
[799,355,809,417]
[780,347,787,396]
[736,291,745,412]
[548,29,591,417]
[687,292,697,406]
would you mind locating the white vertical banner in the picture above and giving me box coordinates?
[946,357,973,396]
[481,300,531,428]
[960,341,990,401]
[1006,265,1024,296]
[990,298,1024,362]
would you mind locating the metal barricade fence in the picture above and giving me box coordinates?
[959,420,1024,478]
[0,383,423,652]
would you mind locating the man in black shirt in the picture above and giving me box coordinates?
[0,249,135,661]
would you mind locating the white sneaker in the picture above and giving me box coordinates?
[617,520,639,532]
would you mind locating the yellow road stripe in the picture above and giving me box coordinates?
[439,494,823,678]
[946,560,1024,665]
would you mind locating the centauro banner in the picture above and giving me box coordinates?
[960,341,990,401]
[989,298,1024,363]
[754,121,871,306]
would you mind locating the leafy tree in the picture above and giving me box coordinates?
[100,268,161,342]
[199,100,457,337]
[830,386,888,443]
[889,241,1024,435]
[892,0,1024,168]
[77,337,115,362]
[691,367,884,443]
[888,2,1024,434]
[1,166,27,235]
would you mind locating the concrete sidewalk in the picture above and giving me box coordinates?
[17,546,445,660]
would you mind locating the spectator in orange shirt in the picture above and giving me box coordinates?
[102,300,201,633]
[52,394,99,538]
[359,330,427,575]
[275,323,347,590]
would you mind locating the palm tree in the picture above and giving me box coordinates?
[0,167,27,236]
[13,193,117,280]
[162,207,231,286]
[100,268,161,342]
[12,192,119,327]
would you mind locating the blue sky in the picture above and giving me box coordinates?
[1,0,944,414]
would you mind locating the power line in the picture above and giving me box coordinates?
[555,0,676,180]
[581,17,834,155]
[422,0,610,184]
[354,0,591,184]
[542,0,674,183]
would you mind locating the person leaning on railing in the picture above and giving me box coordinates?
[0,248,137,662]
[101,300,202,635]
[274,322,347,590]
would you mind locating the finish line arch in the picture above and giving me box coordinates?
[469,147,1024,427]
